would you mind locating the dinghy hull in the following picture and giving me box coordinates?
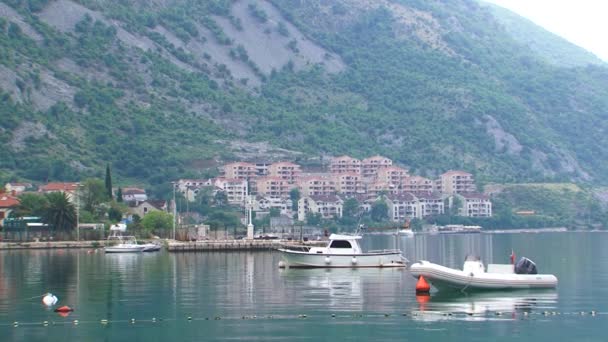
[410,260,558,291]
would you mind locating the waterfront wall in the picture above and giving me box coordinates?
[167,239,324,252]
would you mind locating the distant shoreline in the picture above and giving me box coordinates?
[482,227,569,234]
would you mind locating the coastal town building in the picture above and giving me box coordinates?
[255,177,293,198]
[298,195,343,221]
[268,162,301,183]
[416,193,445,217]
[385,193,420,222]
[4,183,32,195]
[297,176,336,197]
[220,162,257,180]
[330,155,361,174]
[385,192,446,222]
[376,166,409,185]
[252,161,271,176]
[455,193,492,217]
[361,156,392,178]
[175,179,213,193]
[366,180,398,198]
[334,172,364,196]
[128,200,167,218]
[213,178,248,204]
[0,194,20,226]
[401,176,434,194]
[121,187,148,203]
[437,170,476,194]
[252,195,292,215]
[38,182,80,202]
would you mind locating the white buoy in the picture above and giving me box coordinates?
[351,257,357,265]
[42,293,58,306]
[324,256,331,265]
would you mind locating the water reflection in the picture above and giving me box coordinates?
[412,290,558,321]
[279,267,405,312]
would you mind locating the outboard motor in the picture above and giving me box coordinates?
[514,257,538,274]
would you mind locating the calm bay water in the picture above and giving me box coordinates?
[1,232,607,341]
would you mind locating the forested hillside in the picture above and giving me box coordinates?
[1,0,607,187]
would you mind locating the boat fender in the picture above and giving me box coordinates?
[351,257,357,265]
[42,293,58,306]
[469,272,474,277]
[54,306,73,313]
[324,256,331,265]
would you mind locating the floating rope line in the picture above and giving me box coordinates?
[1,310,605,327]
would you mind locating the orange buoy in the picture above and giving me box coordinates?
[415,275,431,294]
[54,306,73,313]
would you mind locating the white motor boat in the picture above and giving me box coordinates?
[141,242,162,252]
[104,234,146,253]
[278,234,407,268]
[397,229,414,237]
[410,255,558,291]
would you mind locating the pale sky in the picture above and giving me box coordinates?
[484,0,608,61]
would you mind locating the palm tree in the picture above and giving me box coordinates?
[43,192,77,232]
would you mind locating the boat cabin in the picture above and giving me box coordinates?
[308,234,363,255]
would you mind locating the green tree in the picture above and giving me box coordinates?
[289,188,300,212]
[116,187,123,202]
[269,207,281,217]
[449,196,462,216]
[141,211,174,231]
[43,192,77,231]
[341,198,359,226]
[14,193,48,217]
[214,191,228,207]
[105,163,113,200]
[370,200,389,222]
[206,210,241,229]
[108,202,124,222]
[80,178,106,212]
[306,212,322,226]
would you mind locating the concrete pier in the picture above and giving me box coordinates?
[0,240,108,250]
[168,239,324,252]
[0,239,325,251]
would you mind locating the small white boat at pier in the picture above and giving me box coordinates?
[104,234,146,253]
[278,234,407,268]
[410,256,558,291]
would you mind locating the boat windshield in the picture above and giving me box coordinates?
[464,255,481,262]
[329,240,353,249]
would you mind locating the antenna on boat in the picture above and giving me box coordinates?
[356,224,365,235]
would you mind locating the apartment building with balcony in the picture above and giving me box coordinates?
[297,176,337,197]
[385,193,420,222]
[455,193,492,217]
[366,180,398,198]
[298,195,343,221]
[329,155,361,174]
[437,170,476,194]
[255,176,293,198]
[334,172,364,196]
[268,162,301,183]
[376,166,409,185]
[361,155,393,178]
[220,162,257,180]
[213,178,249,205]
[401,176,434,194]
[416,192,445,217]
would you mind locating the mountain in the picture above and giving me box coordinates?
[483,2,605,68]
[1,0,608,187]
